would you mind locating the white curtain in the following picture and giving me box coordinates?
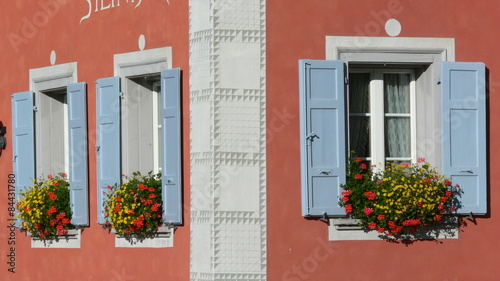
[384,73,410,158]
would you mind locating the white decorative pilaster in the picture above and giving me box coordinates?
[189,1,266,280]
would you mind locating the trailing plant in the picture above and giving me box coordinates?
[16,173,73,239]
[339,156,459,237]
[104,171,163,236]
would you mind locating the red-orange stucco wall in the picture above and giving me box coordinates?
[267,1,500,280]
[0,1,190,280]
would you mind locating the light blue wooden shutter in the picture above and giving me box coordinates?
[67,82,89,226]
[96,77,121,224]
[12,91,35,227]
[299,60,347,217]
[441,61,487,215]
[161,68,182,225]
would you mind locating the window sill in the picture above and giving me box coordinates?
[328,217,458,241]
[30,229,81,248]
[112,226,174,248]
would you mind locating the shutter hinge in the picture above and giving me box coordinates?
[345,76,349,84]
[12,155,17,162]
[33,106,38,112]
[319,211,330,225]
[436,78,442,85]
[306,132,319,141]
[95,145,100,153]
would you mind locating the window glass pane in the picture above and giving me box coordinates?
[349,73,370,113]
[349,116,370,157]
[385,117,410,158]
[384,73,410,114]
[349,73,370,157]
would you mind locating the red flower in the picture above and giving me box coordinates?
[368,223,377,229]
[345,204,353,214]
[417,202,423,207]
[437,204,445,210]
[354,174,363,179]
[355,157,362,162]
[417,157,426,163]
[151,203,161,212]
[440,197,448,203]
[377,214,385,220]
[446,191,453,197]
[148,193,156,199]
[53,182,59,186]
[360,163,367,169]
[341,190,353,196]
[47,206,57,215]
[48,192,58,201]
[149,187,156,192]
[61,173,68,178]
[107,185,113,190]
[138,184,148,191]
[62,218,71,224]
[341,196,350,202]
[444,180,452,186]
[377,227,385,233]
[363,208,374,216]
[47,174,53,179]
[364,191,376,200]
[115,197,122,202]
[435,214,442,221]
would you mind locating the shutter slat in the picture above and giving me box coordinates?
[12,91,36,227]
[68,82,89,226]
[96,77,121,224]
[161,68,182,225]
[299,60,347,217]
[441,61,487,215]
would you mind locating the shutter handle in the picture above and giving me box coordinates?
[319,170,332,175]
[306,132,319,141]
[95,145,100,153]
[458,169,473,174]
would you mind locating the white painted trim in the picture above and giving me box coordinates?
[30,62,78,91]
[114,226,174,248]
[326,36,455,62]
[114,47,172,77]
[31,229,81,248]
[329,218,458,241]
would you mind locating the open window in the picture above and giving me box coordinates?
[12,63,88,247]
[96,48,182,235]
[299,56,487,219]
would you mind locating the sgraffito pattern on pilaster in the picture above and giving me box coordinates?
[189,0,266,280]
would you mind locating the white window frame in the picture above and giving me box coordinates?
[114,47,172,176]
[30,63,77,178]
[349,68,417,167]
[113,47,174,247]
[326,36,458,240]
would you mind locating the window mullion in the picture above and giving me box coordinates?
[371,69,385,169]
